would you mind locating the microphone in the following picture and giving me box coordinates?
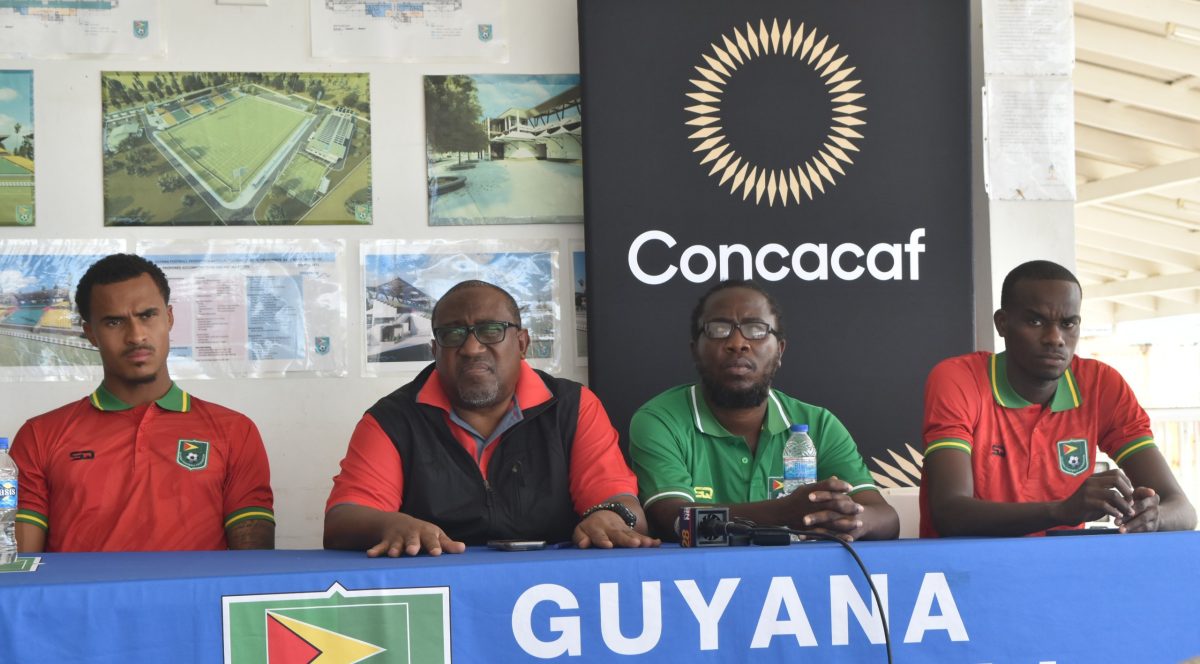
[676,506,792,547]
[676,506,754,546]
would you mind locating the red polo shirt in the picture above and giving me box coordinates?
[12,383,274,551]
[919,351,1154,538]
[327,360,638,515]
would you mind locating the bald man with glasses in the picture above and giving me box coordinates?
[325,280,658,556]
[629,280,898,541]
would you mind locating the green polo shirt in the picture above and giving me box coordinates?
[629,384,877,508]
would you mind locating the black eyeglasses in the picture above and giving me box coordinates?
[433,321,520,347]
[699,320,779,341]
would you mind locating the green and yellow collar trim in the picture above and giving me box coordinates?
[687,384,790,438]
[989,352,1081,412]
[89,382,191,413]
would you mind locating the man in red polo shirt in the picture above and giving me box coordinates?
[324,280,659,555]
[920,260,1196,537]
[12,253,275,552]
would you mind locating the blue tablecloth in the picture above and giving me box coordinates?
[2,533,1199,662]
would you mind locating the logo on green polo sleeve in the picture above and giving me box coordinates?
[177,440,210,470]
[1057,439,1089,477]
[223,582,450,663]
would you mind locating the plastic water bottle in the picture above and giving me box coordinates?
[782,424,817,496]
[0,436,17,565]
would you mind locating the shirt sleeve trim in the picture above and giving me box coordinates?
[15,509,48,531]
[224,506,276,528]
[925,438,971,455]
[1112,436,1156,465]
[848,484,880,495]
[644,490,695,507]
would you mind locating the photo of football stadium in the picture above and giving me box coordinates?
[102,71,371,225]
[0,249,105,368]
[0,70,34,226]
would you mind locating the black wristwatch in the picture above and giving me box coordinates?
[581,501,638,528]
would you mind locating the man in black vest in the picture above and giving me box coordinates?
[324,280,658,555]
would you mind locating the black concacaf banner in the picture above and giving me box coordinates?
[580,0,973,484]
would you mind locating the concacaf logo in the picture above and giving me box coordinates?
[685,19,866,207]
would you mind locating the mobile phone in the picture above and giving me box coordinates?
[1046,527,1120,536]
[487,539,547,551]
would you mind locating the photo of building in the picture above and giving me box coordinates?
[425,74,582,225]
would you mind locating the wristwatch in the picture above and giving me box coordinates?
[581,501,638,528]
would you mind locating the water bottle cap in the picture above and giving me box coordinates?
[0,437,8,451]
[789,424,809,433]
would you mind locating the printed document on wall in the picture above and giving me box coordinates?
[984,77,1076,201]
[0,0,163,58]
[311,0,508,62]
[136,239,348,378]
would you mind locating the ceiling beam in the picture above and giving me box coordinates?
[1074,62,1200,122]
[1075,228,1200,269]
[1095,200,1200,231]
[1075,125,1197,167]
[1107,298,1200,323]
[1076,245,1165,276]
[1076,0,1200,29]
[1085,271,1200,299]
[1075,96,1200,152]
[1076,156,1200,205]
[1078,205,1200,252]
[1077,17,1200,79]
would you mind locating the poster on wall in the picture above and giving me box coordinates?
[425,74,582,225]
[136,239,348,378]
[569,240,587,365]
[311,0,508,63]
[0,0,162,58]
[0,71,34,227]
[0,239,125,382]
[361,239,559,375]
[102,71,372,226]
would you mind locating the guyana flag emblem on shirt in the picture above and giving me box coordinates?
[1056,439,1089,477]
[223,582,450,663]
[177,440,210,471]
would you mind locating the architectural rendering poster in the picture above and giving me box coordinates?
[0,71,34,227]
[362,239,559,374]
[580,1,973,476]
[136,239,348,378]
[102,71,372,226]
[311,0,508,62]
[425,74,582,225]
[0,0,162,58]
[570,240,587,363]
[0,239,125,382]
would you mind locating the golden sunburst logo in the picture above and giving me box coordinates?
[685,19,866,207]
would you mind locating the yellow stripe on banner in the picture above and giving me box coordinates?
[990,354,1006,407]
[1065,370,1080,408]
[1114,439,1155,464]
[926,440,972,455]
[16,513,48,529]
[225,511,275,527]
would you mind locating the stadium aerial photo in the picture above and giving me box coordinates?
[0,70,34,226]
[102,71,372,225]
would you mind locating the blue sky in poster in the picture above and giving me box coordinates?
[364,251,553,304]
[0,253,96,295]
[572,251,585,296]
[473,74,579,120]
[0,70,33,153]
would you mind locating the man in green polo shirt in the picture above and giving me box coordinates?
[629,280,899,541]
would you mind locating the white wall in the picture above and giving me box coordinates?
[0,1,586,549]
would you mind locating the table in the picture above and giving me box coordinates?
[2,533,1198,662]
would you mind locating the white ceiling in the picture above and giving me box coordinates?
[1074,0,1200,324]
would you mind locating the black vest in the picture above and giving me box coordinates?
[367,363,581,545]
